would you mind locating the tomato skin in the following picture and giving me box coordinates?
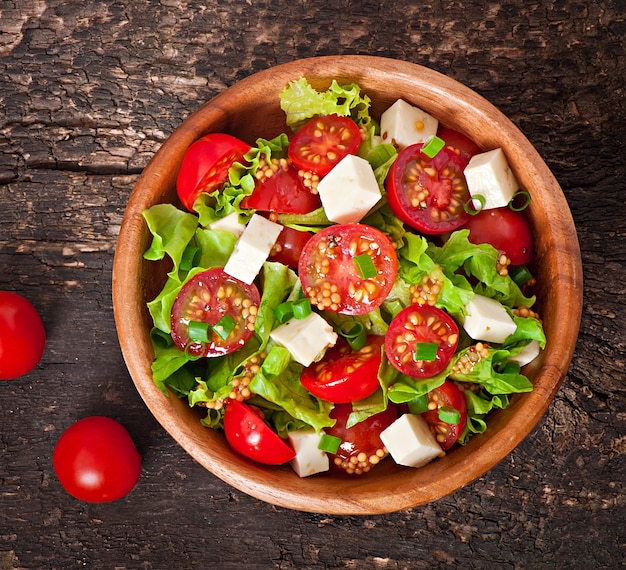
[53,416,141,503]
[385,304,459,379]
[288,114,362,177]
[176,133,251,211]
[298,224,398,316]
[170,268,260,358]
[300,336,384,403]
[386,143,471,235]
[464,207,533,266]
[0,291,46,380]
[437,126,482,162]
[268,225,313,269]
[422,381,467,450]
[326,403,397,474]
[240,162,321,214]
[223,400,296,465]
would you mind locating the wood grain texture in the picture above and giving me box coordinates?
[1,0,624,568]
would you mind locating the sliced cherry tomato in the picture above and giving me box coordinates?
[241,162,321,214]
[288,114,362,177]
[300,336,384,403]
[0,291,46,380]
[326,403,397,475]
[437,126,482,163]
[464,206,533,266]
[223,400,296,465]
[386,143,471,235]
[53,416,141,503]
[422,380,468,450]
[385,304,459,378]
[268,225,313,270]
[176,133,251,211]
[170,268,260,358]
[298,224,398,316]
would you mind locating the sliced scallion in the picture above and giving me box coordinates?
[509,265,533,287]
[292,298,312,319]
[438,406,461,425]
[318,433,342,454]
[188,320,211,343]
[354,253,377,279]
[464,194,486,215]
[213,313,237,341]
[150,327,174,349]
[509,190,531,211]
[274,301,294,323]
[421,135,445,158]
[414,342,439,361]
[408,394,429,415]
[339,321,367,351]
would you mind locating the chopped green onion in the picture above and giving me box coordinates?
[292,298,312,319]
[421,135,445,158]
[438,406,461,425]
[413,342,439,361]
[274,298,312,323]
[509,265,533,287]
[509,190,531,211]
[354,253,377,279]
[213,314,237,341]
[180,245,201,271]
[188,320,211,343]
[408,394,429,415]
[274,301,294,323]
[150,327,174,349]
[318,433,342,454]
[464,194,486,215]
[339,321,367,351]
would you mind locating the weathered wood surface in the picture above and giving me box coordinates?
[1,1,624,568]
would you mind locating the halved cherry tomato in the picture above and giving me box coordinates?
[170,268,260,358]
[464,206,533,266]
[298,224,398,316]
[422,380,467,450]
[288,114,362,177]
[300,336,384,403]
[326,402,397,475]
[386,143,471,235]
[437,126,482,163]
[240,162,321,214]
[268,225,313,270]
[223,400,296,465]
[385,304,459,378]
[176,133,251,211]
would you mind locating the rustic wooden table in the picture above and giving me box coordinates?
[1,1,624,568]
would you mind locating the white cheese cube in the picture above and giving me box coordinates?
[380,414,442,468]
[380,99,438,149]
[508,339,541,367]
[223,214,283,284]
[208,211,245,237]
[464,148,519,210]
[317,154,381,224]
[269,312,338,367]
[463,294,517,344]
[288,430,330,477]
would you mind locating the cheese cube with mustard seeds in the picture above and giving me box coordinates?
[380,99,439,149]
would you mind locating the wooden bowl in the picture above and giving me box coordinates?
[112,56,583,514]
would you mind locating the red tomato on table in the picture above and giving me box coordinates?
[0,291,46,380]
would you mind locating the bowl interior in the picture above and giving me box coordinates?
[112,56,583,514]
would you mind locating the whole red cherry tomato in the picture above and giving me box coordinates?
[53,416,141,503]
[0,291,46,380]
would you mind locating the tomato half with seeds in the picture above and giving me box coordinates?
[298,224,398,316]
[385,304,459,378]
[464,206,533,266]
[300,335,384,403]
[170,268,260,358]
[326,403,397,475]
[422,380,467,450]
[288,114,362,177]
[386,143,471,235]
[224,400,296,465]
[177,133,251,211]
[268,225,313,270]
[240,161,321,214]
[437,126,482,163]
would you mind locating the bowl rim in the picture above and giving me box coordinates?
[112,55,583,514]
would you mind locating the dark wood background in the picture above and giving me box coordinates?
[1,1,624,568]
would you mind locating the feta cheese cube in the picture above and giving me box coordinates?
[380,99,438,149]
[288,430,330,477]
[317,154,381,223]
[208,211,245,237]
[380,414,442,468]
[463,294,517,344]
[464,148,519,210]
[507,339,541,367]
[223,214,283,284]
[269,312,338,367]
